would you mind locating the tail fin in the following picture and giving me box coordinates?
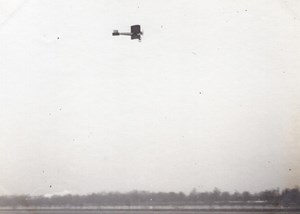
[112,30,119,36]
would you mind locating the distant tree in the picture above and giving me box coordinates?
[1,188,300,207]
[189,188,198,202]
[282,187,300,206]
[220,191,230,202]
[259,189,280,204]
[211,188,221,202]
[232,191,242,201]
[242,191,251,202]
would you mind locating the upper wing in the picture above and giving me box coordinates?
[131,25,141,34]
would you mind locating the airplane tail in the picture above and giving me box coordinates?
[112,30,119,36]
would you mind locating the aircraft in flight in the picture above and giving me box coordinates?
[112,25,143,41]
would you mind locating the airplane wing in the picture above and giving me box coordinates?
[131,25,141,34]
[131,34,141,40]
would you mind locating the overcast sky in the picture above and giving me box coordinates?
[0,0,299,196]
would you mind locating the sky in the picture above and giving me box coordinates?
[0,0,299,196]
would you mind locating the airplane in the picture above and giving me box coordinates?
[112,25,143,41]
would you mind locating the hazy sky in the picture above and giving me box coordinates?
[0,0,299,196]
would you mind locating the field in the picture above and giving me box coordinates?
[1,208,300,214]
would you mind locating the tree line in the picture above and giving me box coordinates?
[0,187,299,207]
